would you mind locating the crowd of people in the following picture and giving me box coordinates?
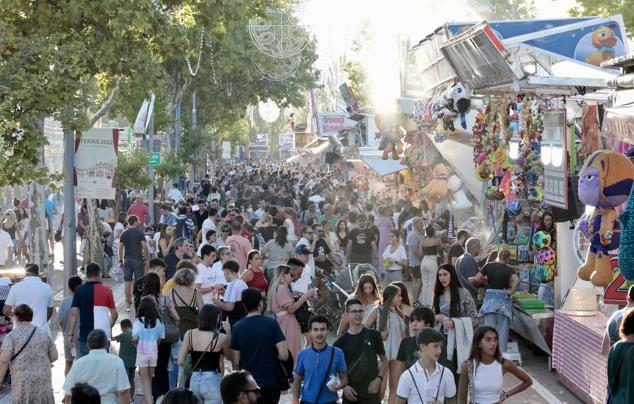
[0,160,581,404]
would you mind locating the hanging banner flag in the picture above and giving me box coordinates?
[74,128,120,199]
[316,112,357,136]
[133,93,156,134]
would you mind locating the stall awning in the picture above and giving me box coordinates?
[361,157,409,177]
[286,138,331,163]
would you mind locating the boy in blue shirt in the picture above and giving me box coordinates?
[293,314,348,404]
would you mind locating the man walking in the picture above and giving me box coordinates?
[346,213,377,265]
[407,217,424,297]
[455,237,481,303]
[3,263,54,336]
[163,237,191,282]
[119,215,149,311]
[63,329,131,404]
[226,221,252,273]
[127,195,149,226]
[603,285,634,356]
[335,298,387,404]
[293,314,348,404]
[447,229,470,266]
[230,288,289,404]
[68,263,117,357]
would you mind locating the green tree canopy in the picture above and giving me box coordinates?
[570,0,634,38]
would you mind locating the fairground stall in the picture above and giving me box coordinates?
[399,15,630,402]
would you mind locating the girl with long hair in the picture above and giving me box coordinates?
[432,263,478,385]
[458,326,532,403]
[367,284,406,402]
[535,211,556,305]
[15,206,29,264]
[133,296,165,404]
[335,219,349,260]
[158,224,173,259]
[240,250,268,296]
[391,281,414,320]
[178,304,232,403]
[2,209,18,263]
[267,265,315,360]
[261,227,294,283]
[336,273,382,335]
[383,230,408,284]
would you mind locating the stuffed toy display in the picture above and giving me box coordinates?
[401,130,428,168]
[577,150,634,286]
[448,175,472,210]
[532,231,557,283]
[378,126,405,160]
[421,163,450,201]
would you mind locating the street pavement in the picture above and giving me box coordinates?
[0,240,583,403]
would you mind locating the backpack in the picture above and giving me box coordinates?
[175,218,193,242]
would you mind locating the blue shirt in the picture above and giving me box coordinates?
[295,345,347,403]
[44,199,55,219]
[230,315,286,387]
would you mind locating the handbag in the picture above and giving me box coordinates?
[290,286,311,333]
[276,349,295,391]
[159,296,179,344]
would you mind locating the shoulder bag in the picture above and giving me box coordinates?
[313,346,335,404]
[289,285,311,333]
[466,359,476,404]
[158,295,179,344]
[11,327,36,362]
[346,329,372,385]
[185,330,219,386]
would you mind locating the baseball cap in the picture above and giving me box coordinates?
[295,245,312,255]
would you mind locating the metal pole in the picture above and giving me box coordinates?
[175,103,181,188]
[63,131,77,296]
[148,113,155,225]
[192,91,197,181]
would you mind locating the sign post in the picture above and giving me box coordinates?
[149,152,161,167]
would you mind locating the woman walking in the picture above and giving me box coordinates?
[241,250,268,297]
[261,227,294,283]
[432,263,478,383]
[267,265,316,360]
[458,326,532,403]
[473,248,518,353]
[383,230,408,284]
[375,206,395,276]
[157,224,173,259]
[335,219,349,261]
[178,305,231,404]
[367,284,407,402]
[1,209,18,264]
[133,297,165,404]
[419,224,442,307]
[336,273,382,335]
[0,304,57,403]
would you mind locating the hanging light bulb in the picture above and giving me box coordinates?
[541,145,552,165]
[551,145,564,167]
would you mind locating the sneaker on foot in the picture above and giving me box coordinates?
[125,304,132,312]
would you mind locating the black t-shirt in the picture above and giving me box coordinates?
[334,328,385,395]
[447,243,464,264]
[164,253,192,281]
[120,228,146,259]
[133,274,148,310]
[314,238,332,272]
[481,262,516,290]
[396,336,419,369]
[260,226,277,242]
[348,227,375,263]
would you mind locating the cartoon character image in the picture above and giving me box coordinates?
[577,150,634,286]
[585,26,618,66]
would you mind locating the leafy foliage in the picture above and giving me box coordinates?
[155,151,187,182]
[477,0,536,20]
[570,0,634,38]
[115,148,152,190]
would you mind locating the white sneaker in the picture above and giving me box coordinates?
[125,304,132,312]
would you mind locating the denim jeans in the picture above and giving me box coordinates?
[190,371,222,404]
[481,312,510,352]
[169,338,182,389]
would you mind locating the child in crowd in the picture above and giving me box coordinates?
[396,306,436,372]
[113,319,137,401]
[395,328,456,404]
[145,226,156,258]
[132,297,165,404]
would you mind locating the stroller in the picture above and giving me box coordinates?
[313,263,380,326]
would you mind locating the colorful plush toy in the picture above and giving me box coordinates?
[577,150,634,286]
[421,163,450,201]
[448,175,472,210]
[378,126,405,160]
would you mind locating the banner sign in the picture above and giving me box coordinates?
[133,93,155,134]
[316,112,357,136]
[254,133,268,146]
[279,131,295,149]
[74,128,119,199]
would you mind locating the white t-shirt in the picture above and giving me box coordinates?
[224,279,248,303]
[0,229,13,266]
[396,361,456,404]
[291,264,313,294]
[5,276,54,335]
[168,188,184,203]
[201,218,217,242]
[285,218,297,242]
[195,262,226,304]
[114,222,125,237]
[383,244,407,271]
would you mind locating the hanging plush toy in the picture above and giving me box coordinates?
[378,125,405,160]
[577,150,634,286]
[448,175,472,210]
[421,163,450,201]
[532,231,557,283]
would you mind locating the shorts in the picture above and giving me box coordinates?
[123,257,145,282]
[125,366,136,382]
[63,337,80,360]
[136,352,158,368]
[410,266,422,280]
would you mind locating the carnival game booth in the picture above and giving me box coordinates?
[401,17,630,400]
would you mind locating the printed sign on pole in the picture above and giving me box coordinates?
[316,112,357,136]
[74,128,119,199]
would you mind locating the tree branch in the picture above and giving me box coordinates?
[89,75,124,127]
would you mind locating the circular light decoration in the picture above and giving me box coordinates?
[258,100,280,123]
[248,9,309,59]
[253,57,301,81]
